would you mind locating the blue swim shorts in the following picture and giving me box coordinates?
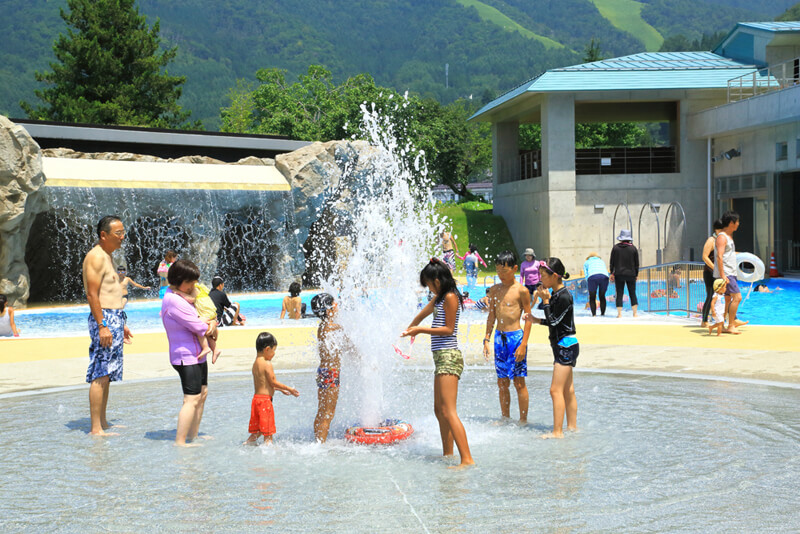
[494,330,527,379]
[86,309,126,383]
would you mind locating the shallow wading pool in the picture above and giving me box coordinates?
[1,369,798,532]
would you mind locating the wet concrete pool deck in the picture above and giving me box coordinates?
[2,317,798,395]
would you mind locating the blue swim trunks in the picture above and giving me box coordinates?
[86,309,126,383]
[494,330,527,379]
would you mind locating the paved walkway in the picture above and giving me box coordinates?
[1,321,797,395]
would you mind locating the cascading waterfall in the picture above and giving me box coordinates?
[26,186,302,301]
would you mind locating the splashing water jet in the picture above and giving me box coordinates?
[316,101,444,436]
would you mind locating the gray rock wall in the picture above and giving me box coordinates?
[0,116,47,306]
[1,115,380,304]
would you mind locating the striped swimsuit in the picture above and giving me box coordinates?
[431,298,460,351]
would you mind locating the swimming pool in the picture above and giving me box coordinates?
[13,292,320,337]
[1,368,797,532]
[8,279,797,338]
[567,277,800,325]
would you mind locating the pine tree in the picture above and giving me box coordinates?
[21,0,196,128]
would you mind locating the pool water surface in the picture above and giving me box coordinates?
[1,369,798,532]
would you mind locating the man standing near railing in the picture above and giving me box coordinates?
[714,211,748,334]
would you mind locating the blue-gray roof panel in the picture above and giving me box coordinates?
[470,52,758,120]
[738,22,800,32]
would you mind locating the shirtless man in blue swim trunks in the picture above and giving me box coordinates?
[483,250,533,424]
[82,215,133,436]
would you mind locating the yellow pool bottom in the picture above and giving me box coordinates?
[2,323,797,364]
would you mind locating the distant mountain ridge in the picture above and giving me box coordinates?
[1,0,795,129]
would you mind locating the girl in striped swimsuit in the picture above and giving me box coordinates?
[403,258,474,468]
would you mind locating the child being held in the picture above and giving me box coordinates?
[708,278,727,336]
[173,281,221,363]
[245,332,299,445]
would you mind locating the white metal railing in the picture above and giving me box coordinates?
[564,261,706,318]
[728,56,800,103]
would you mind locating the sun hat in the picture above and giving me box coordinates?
[713,278,725,291]
[617,229,633,241]
[524,248,535,257]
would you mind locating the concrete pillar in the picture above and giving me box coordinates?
[492,121,519,186]
[541,94,576,261]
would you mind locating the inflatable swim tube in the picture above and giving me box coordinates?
[345,419,414,445]
[736,253,765,283]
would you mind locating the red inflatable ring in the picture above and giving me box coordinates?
[345,419,414,445]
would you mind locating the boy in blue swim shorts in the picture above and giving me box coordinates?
[483,250,533,424]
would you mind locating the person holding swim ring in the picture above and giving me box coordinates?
[714,211,748,334]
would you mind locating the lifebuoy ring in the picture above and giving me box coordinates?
[345,419,414,445]
[736,252,765,283]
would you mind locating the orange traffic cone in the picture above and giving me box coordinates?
[769,251,781,277]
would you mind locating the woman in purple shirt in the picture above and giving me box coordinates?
[162,259,216,447]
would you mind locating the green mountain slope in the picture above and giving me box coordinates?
[455,0,563,48]
[0,0,794,130]
[590,0,663,52]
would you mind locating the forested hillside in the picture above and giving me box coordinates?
[1,0,795,129]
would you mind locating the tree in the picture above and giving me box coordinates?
[584,38,604,63]
[776,2,800,21]
[221,65,492,199]
[21,0,196,128]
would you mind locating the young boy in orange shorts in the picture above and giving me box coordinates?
[244,332,299,445]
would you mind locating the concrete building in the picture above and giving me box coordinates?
[471,21,800,275]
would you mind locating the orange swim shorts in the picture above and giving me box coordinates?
[248,394,276,436]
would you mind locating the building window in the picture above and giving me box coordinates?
[776,141,788,161]
[796,138,800,158]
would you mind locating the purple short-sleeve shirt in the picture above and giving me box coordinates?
[161,289,210,365]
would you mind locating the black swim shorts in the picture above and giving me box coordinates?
[551,342,579,367]
[172,361,208,395]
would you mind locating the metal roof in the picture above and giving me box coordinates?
[553,51,752,71]
[470,52,758,120]
[736,22,800,32]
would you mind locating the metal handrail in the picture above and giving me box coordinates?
[637,202,661,265]
[663,201,688,262]
[727,56,799,103]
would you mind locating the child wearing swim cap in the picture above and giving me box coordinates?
[708,278,727,336]
[312,293,347,443]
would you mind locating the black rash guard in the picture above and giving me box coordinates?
[540,286,576,346]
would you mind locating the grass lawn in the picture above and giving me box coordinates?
[435,201,517,279]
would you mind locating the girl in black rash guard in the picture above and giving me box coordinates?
[532,257,578,439]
